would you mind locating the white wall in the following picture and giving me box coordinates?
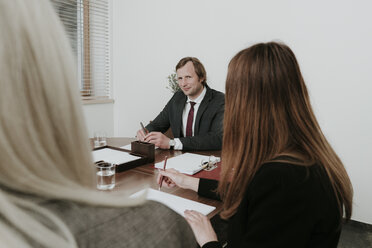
[82,103,114,138]
[112,0,372,224]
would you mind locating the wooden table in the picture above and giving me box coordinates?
[99,137,222,218]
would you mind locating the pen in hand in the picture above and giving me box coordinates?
[158,156,168,191]
[140,122,148,135]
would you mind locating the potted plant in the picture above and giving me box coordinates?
[166,72,180,93]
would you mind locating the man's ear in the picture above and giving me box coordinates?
[199,77,205,84]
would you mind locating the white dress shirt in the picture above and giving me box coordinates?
[173,87,207,150]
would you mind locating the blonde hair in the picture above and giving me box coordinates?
[0,0,144,246]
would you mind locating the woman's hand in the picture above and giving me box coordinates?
[157,169,199,192]
[184,210,218,247]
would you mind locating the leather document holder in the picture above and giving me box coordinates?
[131,141,155,163]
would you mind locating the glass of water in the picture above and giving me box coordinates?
[99,131,107,146]
[96,162,115,190]
[93,131,107,148]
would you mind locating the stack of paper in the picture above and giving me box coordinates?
[131,188,216,217]
[92,148,141,164]
[154,153,220,175]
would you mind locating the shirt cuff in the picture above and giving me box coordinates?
[173,138,183,150]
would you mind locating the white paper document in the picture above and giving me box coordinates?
[131,188,216,217]
[92,148,141,165]
[120,144,132,150]
[154,153,220,175]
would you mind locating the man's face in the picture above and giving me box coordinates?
[176,61,204,100]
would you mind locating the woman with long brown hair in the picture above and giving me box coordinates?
[158,42,353,247]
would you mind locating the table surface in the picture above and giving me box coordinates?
[96,137,222,218]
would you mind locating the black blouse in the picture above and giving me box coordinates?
[198,162,342,248]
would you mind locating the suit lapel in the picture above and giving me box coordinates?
[194,87,212,135]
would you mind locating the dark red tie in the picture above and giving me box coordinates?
[186,102,196,137]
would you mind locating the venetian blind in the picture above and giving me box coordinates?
[51,0,111,100]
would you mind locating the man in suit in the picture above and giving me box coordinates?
[136,57,224,151]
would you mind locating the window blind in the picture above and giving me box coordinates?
[51,0,111,100]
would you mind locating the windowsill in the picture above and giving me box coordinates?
[82,98,114,105]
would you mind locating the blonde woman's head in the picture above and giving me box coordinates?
[0,0,144,203]
[0,0,144,246]
[0,0,96,195]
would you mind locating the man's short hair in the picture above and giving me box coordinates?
[176,57,207,85]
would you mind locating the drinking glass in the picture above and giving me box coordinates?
[94,131,107,148]
[96,162,115,190]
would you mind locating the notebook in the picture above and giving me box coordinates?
[154,153,220,175]
[131,188,216,217]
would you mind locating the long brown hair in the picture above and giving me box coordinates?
[218,42,353,220]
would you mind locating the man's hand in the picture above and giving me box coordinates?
[136,129,147,141]
[144,132,170,149]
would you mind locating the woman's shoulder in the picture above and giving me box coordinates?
[1,185,196,247]
[45,199,196,248]
[22,196,194,248]
[250,162,327,192]
[257,161,323,177]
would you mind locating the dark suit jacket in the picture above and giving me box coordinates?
[199,162,342,248]
[146,86,225,151]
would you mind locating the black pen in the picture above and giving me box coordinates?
[140,122,148,135]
